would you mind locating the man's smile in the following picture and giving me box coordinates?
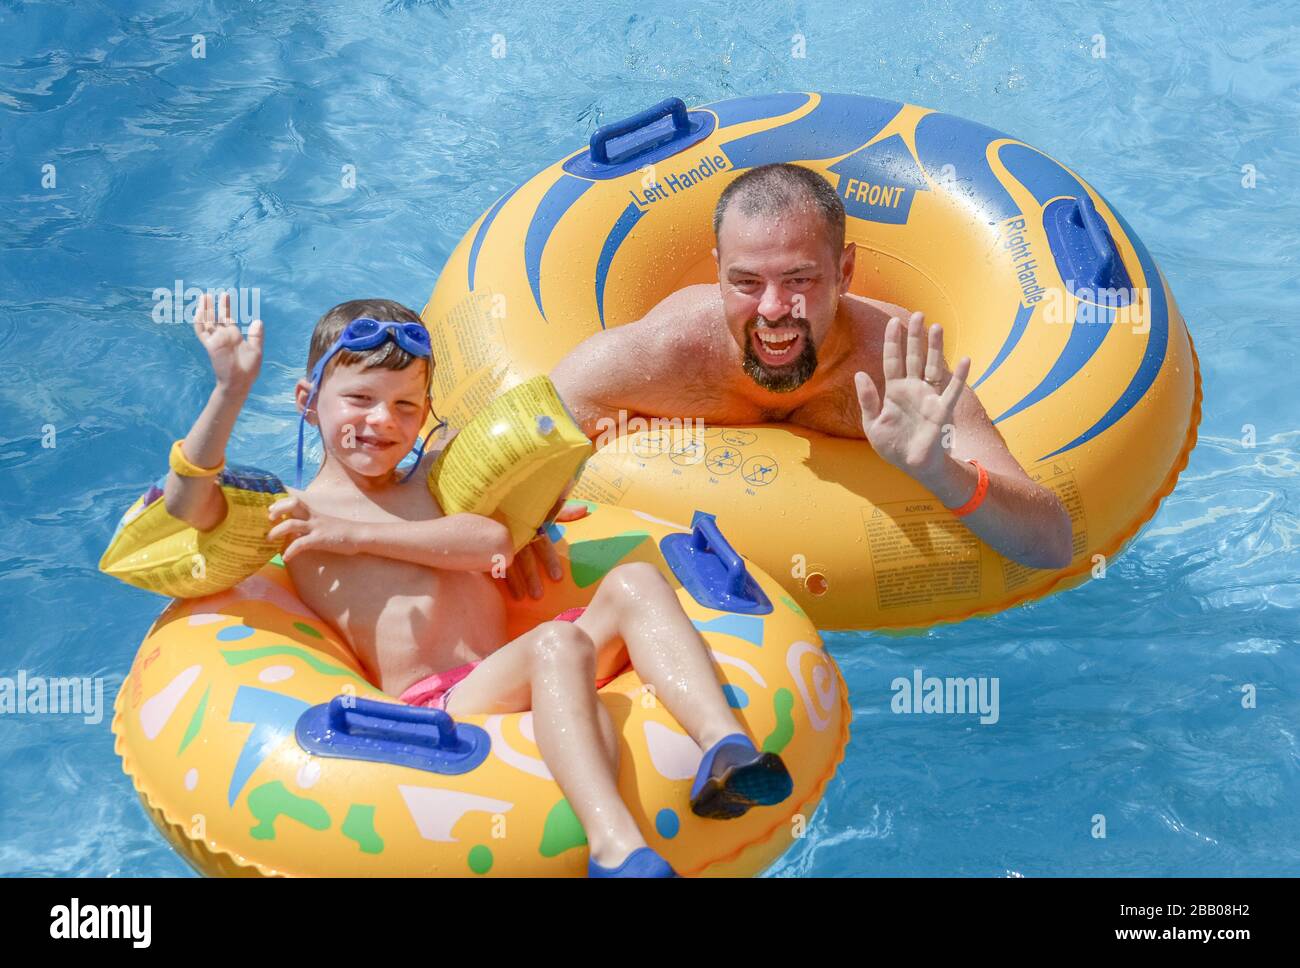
[751,325,805,366]
[741,317,819,392]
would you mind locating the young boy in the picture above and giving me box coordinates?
[164,292,793,878]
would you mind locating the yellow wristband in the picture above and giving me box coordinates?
[169,439,226,478]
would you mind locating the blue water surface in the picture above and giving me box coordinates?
[1,0,1296,876]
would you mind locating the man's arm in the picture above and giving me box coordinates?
[551,285,722,439]
[855,313,1073,570]
[920,384,1074,570]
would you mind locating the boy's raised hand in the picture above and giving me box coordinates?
[194,291,264,393]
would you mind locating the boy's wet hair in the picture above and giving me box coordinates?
[713,162,846,255]
[307,299,432,389]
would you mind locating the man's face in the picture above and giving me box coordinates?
[300,360,430,478]
[714,204,854,393]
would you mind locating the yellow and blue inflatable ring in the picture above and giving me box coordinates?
[113,501,848,877]
[419,92,1202,631]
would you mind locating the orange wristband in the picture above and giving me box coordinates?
[948,459,989,517]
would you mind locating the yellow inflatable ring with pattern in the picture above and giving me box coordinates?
[113,501,848,876]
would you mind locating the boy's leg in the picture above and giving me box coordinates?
[573,561,794,819]
[572,561,744,752]
[444,621,640,866]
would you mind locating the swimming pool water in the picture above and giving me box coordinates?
[1,0,1296,876]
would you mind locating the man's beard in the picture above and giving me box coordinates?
[741,316,818,393]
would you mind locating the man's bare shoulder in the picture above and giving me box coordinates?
[597,284,727,368]
[645,282,721,314]
[629,283,722,339]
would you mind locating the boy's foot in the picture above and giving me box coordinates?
[588,847,678,878]
[690,733,793,820]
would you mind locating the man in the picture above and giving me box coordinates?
[551,163,1071,569]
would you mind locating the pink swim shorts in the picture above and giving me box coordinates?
[398,607,628,711]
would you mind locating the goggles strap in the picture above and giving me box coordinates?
[397,404,448,482]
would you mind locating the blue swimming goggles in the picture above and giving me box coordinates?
[296,317,446,488]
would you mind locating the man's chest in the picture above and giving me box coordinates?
[726,356,878,436]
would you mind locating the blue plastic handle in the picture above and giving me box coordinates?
[690,511,749,599]
[296,695,491,775]
[327,695,458,748]
[1074,194,1116,285]
[590,97,691,164]
[1042,193,1133,305]
[660,509,769,615]
[657,511,772,614]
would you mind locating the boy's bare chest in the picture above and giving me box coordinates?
[306,474,439,524]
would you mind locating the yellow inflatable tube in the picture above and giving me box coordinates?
[112,501,848,877]
[420,92,1201,630]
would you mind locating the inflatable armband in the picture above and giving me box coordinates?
[428,375,591,551]
[99,466,287,598]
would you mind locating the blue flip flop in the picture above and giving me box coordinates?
[588,846,678,878]
[690,733,793,820]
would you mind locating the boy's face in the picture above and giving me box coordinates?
[297,359,430,479]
